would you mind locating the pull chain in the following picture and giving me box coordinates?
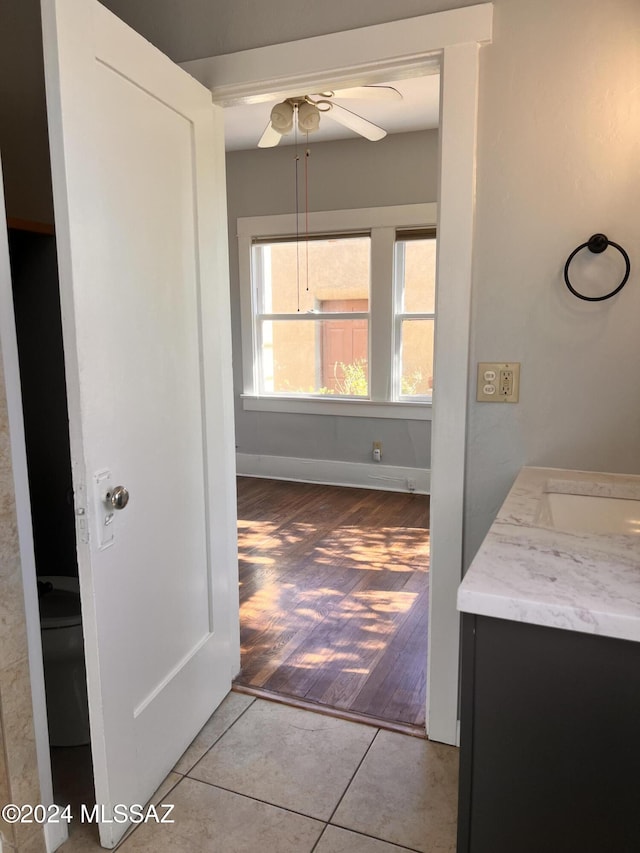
[294,115,300,312]
[305,145,310,292]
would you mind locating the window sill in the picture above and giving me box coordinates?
[241,395,432,420]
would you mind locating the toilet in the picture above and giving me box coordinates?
[39,576,90,747]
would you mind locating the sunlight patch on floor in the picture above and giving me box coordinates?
[235,480,429,727]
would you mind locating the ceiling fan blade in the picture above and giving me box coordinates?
[331,85,402,102]
[327,104,387,141]
[258,122,282,148]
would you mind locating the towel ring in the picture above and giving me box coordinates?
[564,233,630,302]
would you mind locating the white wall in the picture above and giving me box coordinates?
[226,130,438,470]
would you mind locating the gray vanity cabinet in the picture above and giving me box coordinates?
[457,614,640,853]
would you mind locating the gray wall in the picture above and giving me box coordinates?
[465,0,640,561]
[3,0,640,568]
[226,130,438,469]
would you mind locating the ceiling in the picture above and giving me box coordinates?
[223,74,441,152]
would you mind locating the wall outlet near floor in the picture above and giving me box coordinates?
[477,362,520,403]
[372,441,382,462]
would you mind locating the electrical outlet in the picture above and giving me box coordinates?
[372,441,382,462]
[499,369,513,396]
[477,363,520,403]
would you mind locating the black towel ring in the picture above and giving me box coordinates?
[564,233,630,302]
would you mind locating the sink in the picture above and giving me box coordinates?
[536,492,640,535]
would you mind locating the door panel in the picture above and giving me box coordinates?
[321,299,368,391]
[41,0,238,846]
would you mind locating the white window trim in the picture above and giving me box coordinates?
[237,203,437,418]
[241,395,433,420]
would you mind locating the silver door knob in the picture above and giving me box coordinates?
[106,485,130,510]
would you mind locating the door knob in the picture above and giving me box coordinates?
[106,485,130,510]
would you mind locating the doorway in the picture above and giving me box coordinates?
[6,221,100,848]
[3,2,239,847]
[226,127,436,731]
[188,7,490,742]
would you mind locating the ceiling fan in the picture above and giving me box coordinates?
[258,85,402,148]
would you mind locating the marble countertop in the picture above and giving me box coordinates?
[457,467,640,642]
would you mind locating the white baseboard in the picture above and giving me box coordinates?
[236,453,430,494]
[45,820,68,852]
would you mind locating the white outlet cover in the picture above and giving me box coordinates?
[477,362,520,403]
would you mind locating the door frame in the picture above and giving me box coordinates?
[182,3,493,744]
[0,168,67,851]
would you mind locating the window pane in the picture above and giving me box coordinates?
[260,319,368,396]
[399,239,436,313]
[399,319,434,397]
[254,236,370,314]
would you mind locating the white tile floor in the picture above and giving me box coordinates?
[56,693,458,853]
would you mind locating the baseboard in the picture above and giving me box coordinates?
[44,819,68,852]
[236,453,430,494]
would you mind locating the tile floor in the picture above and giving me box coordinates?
[55,693,459,853]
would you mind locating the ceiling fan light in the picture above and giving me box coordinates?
[270,100,294,133]
[297,101,320,134]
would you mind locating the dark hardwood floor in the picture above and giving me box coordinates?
[234,477,430,729]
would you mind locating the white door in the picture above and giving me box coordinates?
[41,0,238,846]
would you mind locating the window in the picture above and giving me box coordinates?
[394,229,436,401]
[252,235,371,396]
[238,204,436,420]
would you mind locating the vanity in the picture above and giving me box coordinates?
[456,467,640,853]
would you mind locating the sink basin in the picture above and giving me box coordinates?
[536,492,640,535]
